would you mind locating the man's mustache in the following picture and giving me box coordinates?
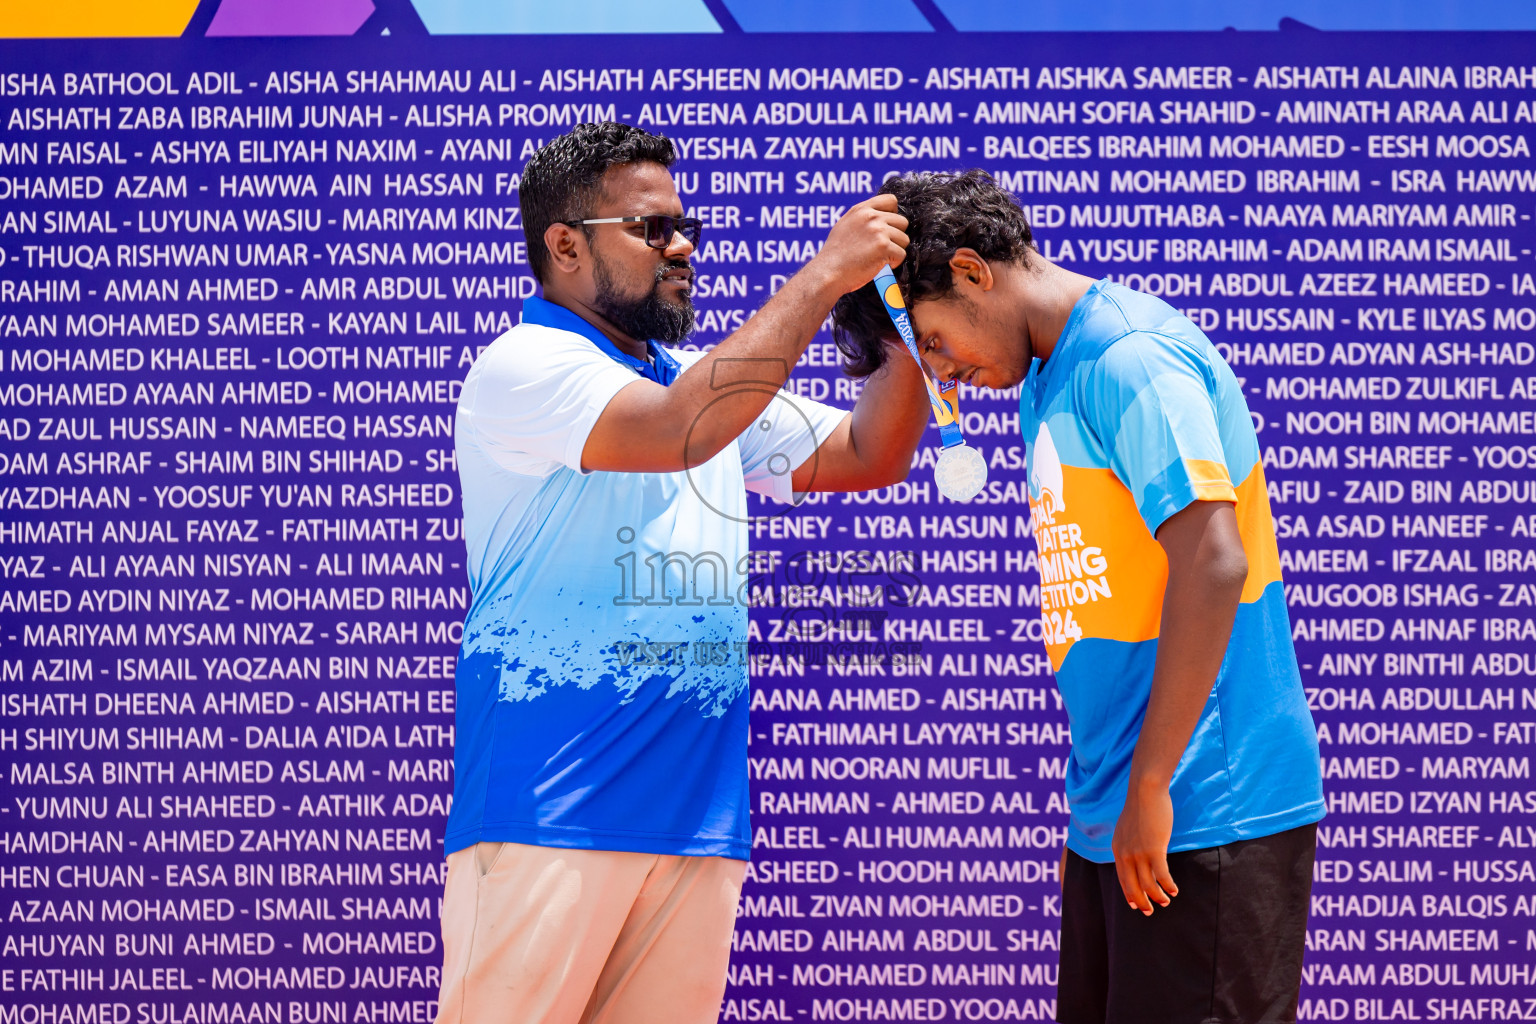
[656,260,693,284]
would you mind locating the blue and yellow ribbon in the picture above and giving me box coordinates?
[874,266,966,448]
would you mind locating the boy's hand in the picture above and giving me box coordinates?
[1111,783,1178,915]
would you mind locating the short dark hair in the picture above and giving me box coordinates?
[520,122,676,282]
[831,170,1035,377]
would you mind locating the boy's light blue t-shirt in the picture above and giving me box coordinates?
[1021,281,1324,862]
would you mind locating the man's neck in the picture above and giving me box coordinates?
[540,287,649,361]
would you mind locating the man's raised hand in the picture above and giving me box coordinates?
[809,194,910,295]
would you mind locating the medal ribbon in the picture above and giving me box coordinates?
[874,266,966,449]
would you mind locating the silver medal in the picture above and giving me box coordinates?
[934,444,988,501]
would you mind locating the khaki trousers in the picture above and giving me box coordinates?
[434,842,745,1024]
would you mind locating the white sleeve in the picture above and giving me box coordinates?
[736,388,851,503]
[458,324,643,477]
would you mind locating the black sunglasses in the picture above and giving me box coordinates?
[564,214,703,249]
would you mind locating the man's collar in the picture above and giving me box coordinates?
[522,295,680,385]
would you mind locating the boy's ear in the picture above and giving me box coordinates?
[949,248,994,291]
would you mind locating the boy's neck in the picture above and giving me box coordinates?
[1013,259,1095,366]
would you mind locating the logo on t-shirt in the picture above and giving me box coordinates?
[1030,424,1095,655]
[1030,422,1065,520]
[1026,422,1167,668]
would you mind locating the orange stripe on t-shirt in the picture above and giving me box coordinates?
[1235,461,1283,604]
[1185,458,1238,505]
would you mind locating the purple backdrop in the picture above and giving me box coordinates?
[2,29,1535,1024]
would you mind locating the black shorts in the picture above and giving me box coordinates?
[1057,823,1317,1024]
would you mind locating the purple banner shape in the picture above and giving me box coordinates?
[206,0,375,36]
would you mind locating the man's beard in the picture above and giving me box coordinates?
[591,249,696,344]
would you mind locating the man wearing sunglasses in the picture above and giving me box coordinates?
[437,122,928,1024]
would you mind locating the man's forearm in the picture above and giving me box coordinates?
[793,346,929,492]
[665,260,847,461]
[848,350,929,480]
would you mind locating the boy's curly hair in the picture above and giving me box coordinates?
[831,170,1035,376]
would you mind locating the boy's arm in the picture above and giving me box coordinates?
[1111,498,1248,915]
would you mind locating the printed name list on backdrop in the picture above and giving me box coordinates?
[1,27,1535,1024]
